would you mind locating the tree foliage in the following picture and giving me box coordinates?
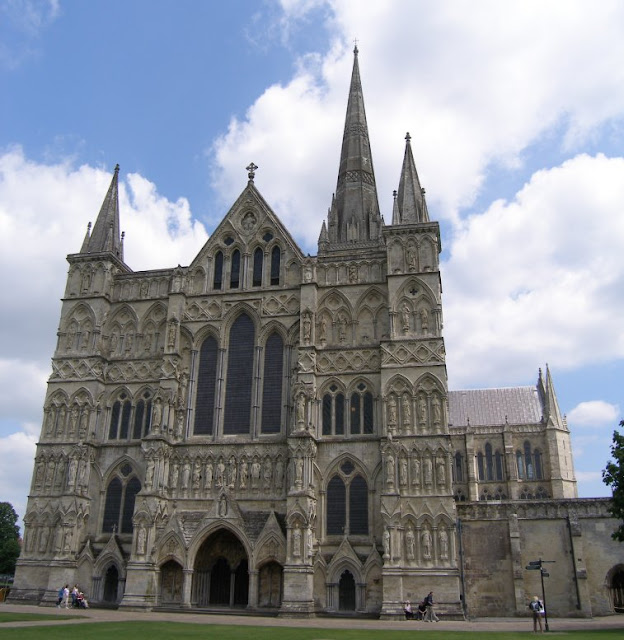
[602,421,624,542]
[0,502,21,574]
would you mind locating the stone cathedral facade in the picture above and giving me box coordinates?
[11,49,624,618]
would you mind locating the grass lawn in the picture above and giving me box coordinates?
[0,612,78,623]
[0,620,623,640]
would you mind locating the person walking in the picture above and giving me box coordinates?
[529,595,545,632]
[56,585,64,608]
[62,584,70,609]
[423,591,439,622]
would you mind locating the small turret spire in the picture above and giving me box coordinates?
[83,164,122,258]
[395,132,428,224]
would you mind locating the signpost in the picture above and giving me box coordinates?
[525,558,555,632]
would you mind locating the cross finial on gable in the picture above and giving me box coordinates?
[246,162,258,183]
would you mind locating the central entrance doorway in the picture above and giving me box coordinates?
[192,528,248,608]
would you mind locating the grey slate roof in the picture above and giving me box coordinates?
[448,386,543,427]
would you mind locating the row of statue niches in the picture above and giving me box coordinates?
[148,454,290,497]
[385,452,448,491]
[385,393,445,434]
[43,405,91,441]
[22,520,80,557]
[383,524,451,565]
[32,454,91,495]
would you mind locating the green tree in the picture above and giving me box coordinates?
[0,502,21,574]
[602,421,624,542]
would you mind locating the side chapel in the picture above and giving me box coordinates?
[11,48,623,618]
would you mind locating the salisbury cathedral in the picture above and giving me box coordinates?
[11,48,623,618]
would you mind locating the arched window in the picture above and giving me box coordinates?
[121,476,141,533]
[213,251,223,290]
[349,475,368,535]
[230,250,241,289]
[132,391,152,439]
[102,477,122,532]
[270,246,281,285]
[102,466,141,534]
[524,441,534,479]
[224,314,254,435]
[109,393,131,440]
[261,333,283,434]
[516,450,525,479]
[495,450,504,480]
[194,335,218,435]
[327,476,346,535]
[454,452,464,483]
[477,452,485,481]
[534,449,543,479]
[322,385,345,435]
[349,384,374,435]
[326,462,368,537]
[253,248,263,287]
[485,443,494,480]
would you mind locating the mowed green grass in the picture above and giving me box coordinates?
[1,619,624,640]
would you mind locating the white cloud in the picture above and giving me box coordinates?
[442,154,624,388]
[0,148,208,526]
[0,0,60,70]
[212,0,624,247]
[0,430,37,530]
[567,401,620,429]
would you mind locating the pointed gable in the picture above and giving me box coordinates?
[189,181,305,273]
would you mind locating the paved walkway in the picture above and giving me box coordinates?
[2,602,623,632]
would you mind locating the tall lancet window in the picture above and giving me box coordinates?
[213,251,223,290]
[253,248,263,287]
[230,250,241,289]
[270,246,281,285]
[261,332,283,434]
[223,314,254,435]
[194,335,218,435]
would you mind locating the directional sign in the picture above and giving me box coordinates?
[526,565,540,570]
[541,572,550,577]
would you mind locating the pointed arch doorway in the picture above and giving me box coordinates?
[192,529,249,608]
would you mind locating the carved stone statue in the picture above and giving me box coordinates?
[436,459,446,487]
[383,527,391,559]
[302,312,312,344]
[418,395,427,425]
[439,528,449,560]
[295,457,304,488]
[424,458,433,485]
[402,395,411,429]
[296,392,306,426]
[420,307,429,333]
[293,525,302,558]
[386,454,395,487]
[405,527,415,560]
[432,395,442,425]
[422,528,432,559]
[401,303,410,333]
[387,395,397,425]
[400,458,408,486]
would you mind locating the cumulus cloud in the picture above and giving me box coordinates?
[567,401,620,429]
[443,154,624,389]
[0,431,37,528]
[0,148,208,524]
[212,0,624,245]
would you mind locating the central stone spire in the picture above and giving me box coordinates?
[320,46,382,250]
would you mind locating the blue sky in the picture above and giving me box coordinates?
[1,0,624,528]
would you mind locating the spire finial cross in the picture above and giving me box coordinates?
[353,38,359,54]
[246,162,258,182]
